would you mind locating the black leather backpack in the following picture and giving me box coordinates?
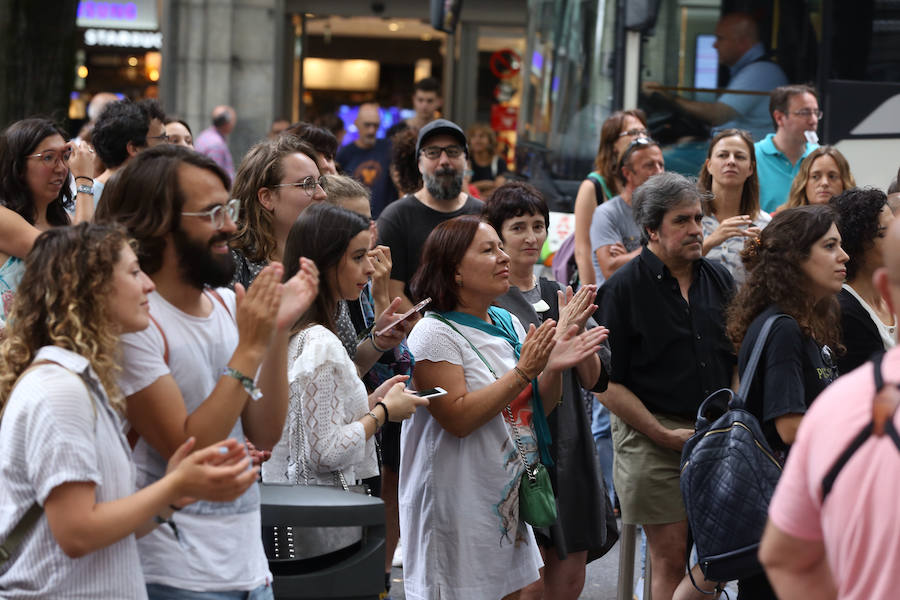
[680,313,788,587]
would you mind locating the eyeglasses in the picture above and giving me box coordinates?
[147,132,170,144]
[618,136,657,170]
[420,144,465,159]
[272,175,327,197]
[791,109,823,119]
[27,148,73,167]
[618,127,650,138]
[182,198,240,229]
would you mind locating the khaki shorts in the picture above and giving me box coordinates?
[611,412,694,525]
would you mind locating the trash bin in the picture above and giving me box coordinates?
[260,482,386,600]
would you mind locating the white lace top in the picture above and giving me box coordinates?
[262,325,378,486]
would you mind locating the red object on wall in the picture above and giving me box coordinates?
[491,104,518,131]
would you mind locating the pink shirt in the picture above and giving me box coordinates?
[768,346,900,600]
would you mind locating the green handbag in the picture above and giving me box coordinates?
[504,403,558,528]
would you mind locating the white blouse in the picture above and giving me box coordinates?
[262,325,378,486]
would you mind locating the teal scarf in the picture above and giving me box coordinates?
[439,307,554,466]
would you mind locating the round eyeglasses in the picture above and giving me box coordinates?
[272,175,327,197]
[182,198,241,230]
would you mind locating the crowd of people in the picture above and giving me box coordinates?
[1,28,900,600]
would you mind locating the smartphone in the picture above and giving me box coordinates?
[415,387,448,399]
[375,297,432,337]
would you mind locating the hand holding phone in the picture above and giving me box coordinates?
[414,387,448,399]
[375,297,432,337]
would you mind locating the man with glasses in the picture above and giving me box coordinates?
[337,103,397,218]
[90,98,168,205]
[195,105,238,181]
[95,144,318,600]
[755,85,822,212]
[589,137,665,286]
[377,118,483,312]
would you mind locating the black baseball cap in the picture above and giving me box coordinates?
[415,119,468,157]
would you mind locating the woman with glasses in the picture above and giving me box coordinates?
[572,110,648,286]
[726,205,846,600]
[0,223,258,598]
[230,135,328,289]
[698,129,771,283]
[0,118,95,324]
[783,146,855,210]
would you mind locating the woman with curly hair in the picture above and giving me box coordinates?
[726,204,847,600]
[698,129,771,282]
[0,223,257,598]
[783,146,855,210]
[573,110,648,285]
[831,188,896,373]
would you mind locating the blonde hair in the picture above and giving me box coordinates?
[786,146,856,209]
[0,223,131,413]
[231,135,320,263]
[322,174,370,206]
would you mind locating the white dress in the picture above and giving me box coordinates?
[401,312,543,600]
[702,210,772,284]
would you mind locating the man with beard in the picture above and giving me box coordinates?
[594,172,736,600]
[94,145,319,599]
[377,119,482,312]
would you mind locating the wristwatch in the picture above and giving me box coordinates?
[76,183,94,195]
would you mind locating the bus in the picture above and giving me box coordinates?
[516,0,900,211]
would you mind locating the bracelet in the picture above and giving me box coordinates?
[74,175,93,183]
[513,366,532,386]
[364,411,383,428]
[375,401,390,424]
[369,331,391,353]
[222,366,263,401]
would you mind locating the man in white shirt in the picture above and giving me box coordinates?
[95,144,318,599]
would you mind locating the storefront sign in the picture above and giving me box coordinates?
[77,0,158,30]
[84,28,162,48]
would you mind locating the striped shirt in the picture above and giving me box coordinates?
[0,346,145,599]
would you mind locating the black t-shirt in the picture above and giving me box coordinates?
[376,193,484,299]
[471,156,509,182]
[837,287,887,375]
[739,305,837,460]
[336,139,397,218]
[595,246,736,417]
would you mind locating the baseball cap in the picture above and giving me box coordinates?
[415,119,468,157]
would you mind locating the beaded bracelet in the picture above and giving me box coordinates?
[513,366,532,386]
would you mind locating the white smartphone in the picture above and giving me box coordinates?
[375,297,432,337]
[415,386,448,399]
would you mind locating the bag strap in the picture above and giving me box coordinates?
[427,313,501,379]
[0,359,98,564]
[735,314,792,408]
[587,172,613,203]
[205,287,235,322]
[821,352,900,502]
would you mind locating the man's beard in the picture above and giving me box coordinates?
[424,166,463,201]
[172,228,236,289]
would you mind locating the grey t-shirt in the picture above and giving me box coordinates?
[589,195,642,286]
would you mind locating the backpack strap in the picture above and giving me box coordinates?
[734,314,792,409]
[205,287,235,323]
[821,352,900,502]
[586,172,614,204]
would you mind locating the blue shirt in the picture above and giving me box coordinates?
[336,138,397,218]
[716,43,788,141]
[754,133,818,213]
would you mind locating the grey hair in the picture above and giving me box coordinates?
[632,172,710,244]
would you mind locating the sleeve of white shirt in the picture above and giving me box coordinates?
[20,366,104,504]
[117,321,170,397]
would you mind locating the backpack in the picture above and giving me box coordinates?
[680,313,788,587]
[551,172,612,287]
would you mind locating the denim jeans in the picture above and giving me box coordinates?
[146,582,274,600]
